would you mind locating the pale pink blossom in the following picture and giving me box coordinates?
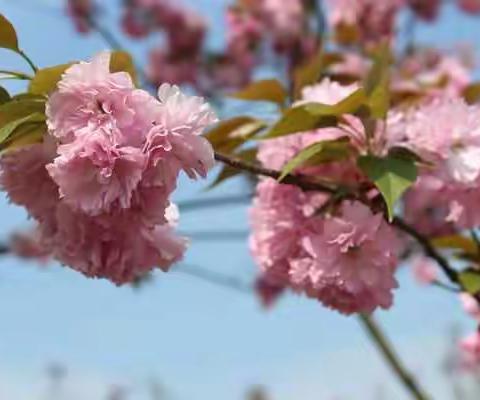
[411,256,437,285]
[66,0,94,34]
[1,52,216,285]
[291,201,399,314]
[459,331,480,370]
[403,176,454,236]
[47,133,146,216]
[45,203,187,285]
[121,8,152,38]
[403,97,480,185]
[458,0,480,14]
[408,0,441,21]
[146,48,199,86]
[250,179,327,284]
[394,54,471,99]
[9,228,50,263]
[326,0,404,44]
[460,293,480,322]
[261,0,304,47]
[0,141,58,222]
[145,83,217,180]
[250,181,400,314]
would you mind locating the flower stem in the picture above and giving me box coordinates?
[0,69,33,80]
[214,151,337,193]
[18,50,38,73]
[359,314,430,400]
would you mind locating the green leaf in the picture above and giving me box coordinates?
[0,98,46,126]
[358,154,417,221]
[265,88,367,139]
[110,51,138,86]
[459,269,480,295]
[293,52,324,100]
[231,79,287,107]
[0,122,46,152]
[0,86,10,104]
[463,83,480,104]
[0,112,45,145]
[432,235,477,255]
[0,14,19,52]
[28,63,74,95]
[0,69,31,80]
[293,52,345,100]
[205,117,266,152]
[209,148,258,189]
[364,43,391,119]
[279,137,352,181]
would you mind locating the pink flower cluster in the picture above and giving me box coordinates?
[66,0,95,34]
[401,97,480,233]
[0,52,217,285]
[249,79,402,315]
[326,0,480,45]
[121,0,207,87]
[119,0,314,92]
[458,294,480,371]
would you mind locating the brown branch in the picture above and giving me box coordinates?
[178,194,252,212]
[176,263,252,293]
[214,152,336,193]
[359,315,431,400]
[392,217,459,285]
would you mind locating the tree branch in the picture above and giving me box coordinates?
[214,152,337,193]
[359,314,431,400]
[392,217,459,285]
[176,263,252,293]
[177,194,252,212]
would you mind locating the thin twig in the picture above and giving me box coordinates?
[176,263,252,293]
[177,194,252,212]
[359,314,431,400]
[86,15,123,51]
[214,152,337,193]
[392,217,459,284]
[432,280,461,293]
[0,69,33,80]
[86,15,148,86]
[18,50,38,73]
[181,230,248,241]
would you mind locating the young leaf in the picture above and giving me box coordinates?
[358,154,417,221]
[0,98,46,126]
[265,88,367,139]
[0,14,19,52]
[432,235,477,255]
[110,51,138,86]
[293,52,323,100]
[29,63,74,95]
[0,122,46,152]
[459,269,480,295]
[231,79,287,107]
[0,86,10,104]
[463,83,480,104]
[364,43,391,119]
[293,52,344,100]
[279,137,351,181]
[205,117,266,152]
[0,112,45,145]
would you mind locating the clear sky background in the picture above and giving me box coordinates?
[0,1,478,399]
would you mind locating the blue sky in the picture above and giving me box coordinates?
[0,1,478,399]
